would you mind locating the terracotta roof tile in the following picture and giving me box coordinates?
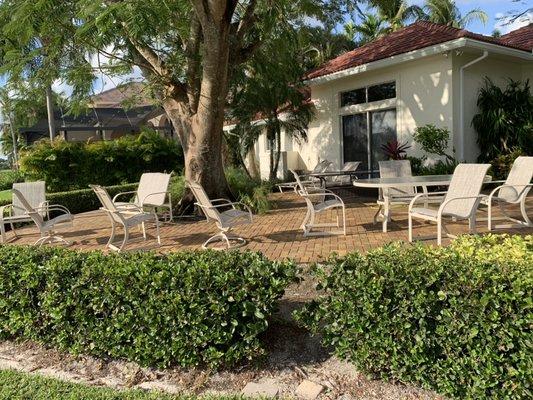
[305,21,532,81]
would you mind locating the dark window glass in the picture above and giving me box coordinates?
[342,114,368,170]
[367,82,396,103]
[340,88,366,107]
[370,109,397,170]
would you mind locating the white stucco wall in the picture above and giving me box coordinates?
[452,52,526,162]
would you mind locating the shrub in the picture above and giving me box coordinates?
[0,169,24,191]
[489,148,524,180]
[412,124,455,164]
[295,235,533,399]
[19,130,183,192]
[0,246,298,368]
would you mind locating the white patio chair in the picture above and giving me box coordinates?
[0,181,49,243]
[113,173,173,221]
[277,160,332,193]
[91,185,160,252]
[187,180,253,249]
[326,161,361,187]
[374,160,427,225]
[480,156,532,230]
[291,170,346,237]
[408,163,490,245]
[11,188,73,246]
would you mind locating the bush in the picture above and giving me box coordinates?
[408,157,457,176]
[0,246,298,368]
[489,148,524,180]
[0,169,24,191]
[295,235,533,399]
[19,130,183,192]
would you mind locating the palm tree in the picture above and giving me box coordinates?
[421,0,488,28]
[369,0,423,32]
[344,13,387,44]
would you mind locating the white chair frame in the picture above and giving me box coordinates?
[187,181,253,249]
[277,160,333,193]
[291,170,346,236]
[92,185,161,252]
[11,189,73,246]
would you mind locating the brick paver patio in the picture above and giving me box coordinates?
[5,191,532,263]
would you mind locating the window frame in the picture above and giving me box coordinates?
[339,80,397,108]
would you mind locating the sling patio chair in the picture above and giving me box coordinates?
[277,160,333,193]
[1,181,49,243]
[479,156,533,230]
[91,185,160,252]
[187,180,253,249]
[326,161,361,188]
[113,172,173,221]
[11,188,73,246]
[291,170,346,237]
[374,160,428,226]
[408,163,490,245]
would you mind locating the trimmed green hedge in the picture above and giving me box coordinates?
[295,235,533,399]
[19,131,183,192]
[0,169,24,191]
[0,246,298,368]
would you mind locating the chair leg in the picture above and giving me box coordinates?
[10,223,17,238]
[341,206,346,236]
[487,199,493,231]
[0,222,5,243]
[469,215,476,234]
[154,215,161,245]
[437,219,442,246]
[107,222,116,248]
[408,213,413,243]
[521,197,532,227]
[119,227,129,252]
[373,205,382,224]
[301,207,311,233]
[141,222,147,240]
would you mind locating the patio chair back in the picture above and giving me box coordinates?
[312,160,333,173]
[91,185,124,224]
[136,173,171,206]
[498,156,533,202]
[187,181,221,222]
[442,163,490,218]
[11,189,45,228]
[12,181,46,217]
[379,160,415,198]
[332,161,361,183]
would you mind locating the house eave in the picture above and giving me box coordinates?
[305,38,532,86]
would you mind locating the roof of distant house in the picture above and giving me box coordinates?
[89,82,154,108]
[305,21,533,81]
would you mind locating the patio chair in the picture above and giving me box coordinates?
[187,180,253,249]
[91,185,160,252]
[113,173,173,221]
[11,188,73,246]
[480,156,533,230]
[277,160,332,193]
[326,161,361,187]
[291,170,346,237]
[408,163,490,245]
[0,181,49,243]
[374,160,426,225]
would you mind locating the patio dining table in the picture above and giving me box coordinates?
[353,174,492,232]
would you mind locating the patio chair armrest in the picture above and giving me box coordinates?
[112,191,137,203]
[38,204,72,215]
[139,191,171,206]
[408,191,448,210]
[438,195,484,217]
[210,198,234,205]
[302,191,345,204]
[487,183,533,202]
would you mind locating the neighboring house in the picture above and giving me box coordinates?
[20,83,174,144]
[232,22,532,179]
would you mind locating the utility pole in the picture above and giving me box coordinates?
[46,85,56,141]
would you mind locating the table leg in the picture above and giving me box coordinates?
[382,196,390,232]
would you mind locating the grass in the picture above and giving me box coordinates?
[0,189,11,202]
[0,369,240,400]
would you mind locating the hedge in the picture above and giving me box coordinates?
[295,234,533,399]
[19,130,183,192]
[0,246,298,368]
[0,169,24,191]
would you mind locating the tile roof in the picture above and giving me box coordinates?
[305,21,533,81]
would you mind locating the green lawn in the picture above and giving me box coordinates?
[0,189,11,202]
[0,369,238,400]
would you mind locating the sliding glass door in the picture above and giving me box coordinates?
[342,109,397,173]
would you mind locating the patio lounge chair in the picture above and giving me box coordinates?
[277,160,332,193]
[291,170,346,236]
[480,156,533,230]
[374,160,426,226]
[91,185,160,252]
[11,188,73,246]
[187,180,253,249]
[408,163,490,245]
[0,181,48,243]
[112,172,173,221]
[326,161,361,187]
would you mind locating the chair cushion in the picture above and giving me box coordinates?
[314,199,343,212]
[410,207,439,220]
[219,209,251,227]
[42,213,73,231]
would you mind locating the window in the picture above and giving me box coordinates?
[342,108,397,172]
[368,82,396,103]
[340,81,396,107]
